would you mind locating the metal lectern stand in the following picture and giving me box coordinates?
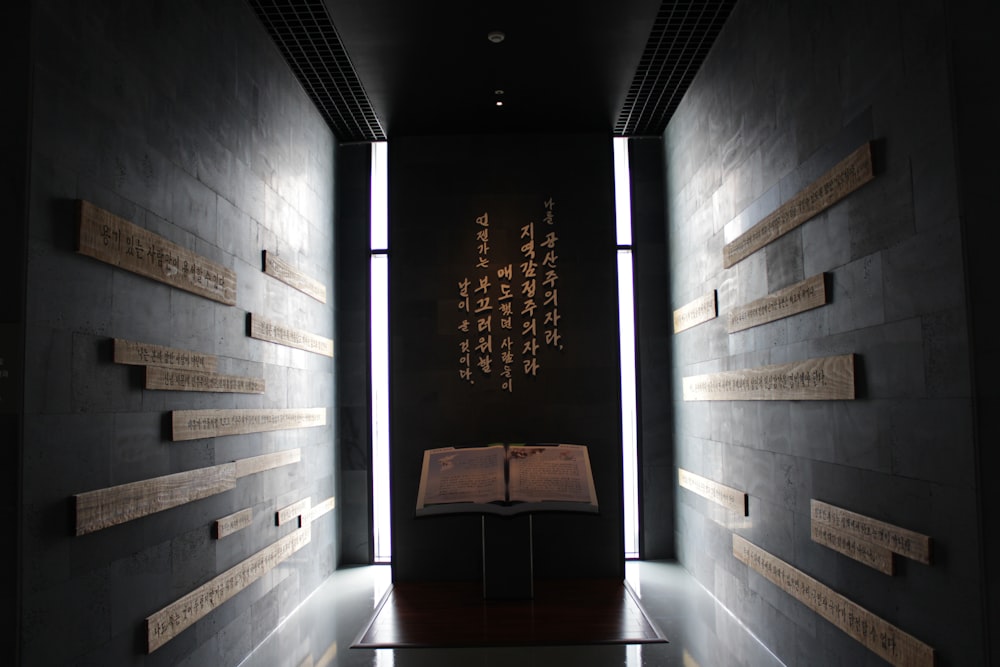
[482,513,534,599]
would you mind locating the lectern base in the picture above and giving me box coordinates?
[482,513,533,599]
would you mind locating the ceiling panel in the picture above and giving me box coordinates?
[248,0,738,142]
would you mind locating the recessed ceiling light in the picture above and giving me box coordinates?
[496,101,503,107]
[487,30,505,44]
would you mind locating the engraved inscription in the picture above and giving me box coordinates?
[682,354,855,401]
[113,338,217,372]
[734,535,934,666]
[263,250,327,303]
[309,496,336,522]
[276,498,312,526]
[673,291,718,333]
[723,143,875,268]
[77,200,237,305]
[811,521,894,575]
[235,449,301,478]
[75,464,237,536]
[248,313,334,357]
[171,408,326,441]
[146,525,312,652]
[214,508,253,539]
[75,451,299,535]
[728,274,827,333]
[811,500,931,564]
[678,468,748,515]
[145,366,265,394]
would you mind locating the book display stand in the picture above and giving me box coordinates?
[482,514,534,599]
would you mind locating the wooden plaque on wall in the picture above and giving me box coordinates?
[728,273,827,333]
[263,250,327,303]
[113,338,218,372]
[248,313,334,357]
[171,407,327,441]
[733,535,933,666]
[147,524,312,652]
[811,499,931,564]
[682,354,855,401]
[673,291,718,333]
[214,508,253,539]
[74,450,300,535]
[810,521,894,575]
[723,142,874,268]
[276,497,312,526]
[678,468,748,515]
[77,200,237,305]
[75,464,237,536]
[145,366,265,394]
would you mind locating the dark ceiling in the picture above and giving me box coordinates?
[247,0,738,143]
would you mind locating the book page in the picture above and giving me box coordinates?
[418,446,507,507]
[507,444,597,505]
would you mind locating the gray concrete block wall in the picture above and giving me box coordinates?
[664,0,984,664]
[20,1,338,665]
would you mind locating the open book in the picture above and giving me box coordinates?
[415,443,599,517]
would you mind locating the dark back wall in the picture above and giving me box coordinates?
[20,1,338,665]
[388,133,625,582]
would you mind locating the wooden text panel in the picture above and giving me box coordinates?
[683,354,855,401]
[723,142,875,268]
[145,366,265,394]
[734,535,933,667]
[75,451,300,535]
[263,250,327,303]
[76,464,237,536]
[811,500,931,564]
[811,521,894,575]
[77,200,237,305]
[309,496,336,522]
[113,338,217,372]
[674,291,718,333]
[214,508,253,539]
[147,524,311,652]
[235,449,302,478]
[249,313,333,357]
[728,273,827,333]
[276,498,312,526]
[172,407,327,441]
[678,468,748,515]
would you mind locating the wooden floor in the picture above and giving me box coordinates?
[353,578,667,648]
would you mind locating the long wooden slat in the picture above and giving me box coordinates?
[235,449,302,478]
[214,508,253,539]
[678,468,748,515]
[811,500,932,564]
[75,451,299,535]
[811,521,894,575]
[673,291,717,333]
[145,366,265,394]
[727,273,827,333]
[171,407,326,441]
[723,142,875,268]
[276,498,311,526]
[113,338,217,372]
[146,524,311,652]
[263,250,327,303]
[77,200,237,305]
[248,313,333,357]
[75,464,237,536]
[309,496,336,522]
[733,535,933,667]
[682,354,855,401]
